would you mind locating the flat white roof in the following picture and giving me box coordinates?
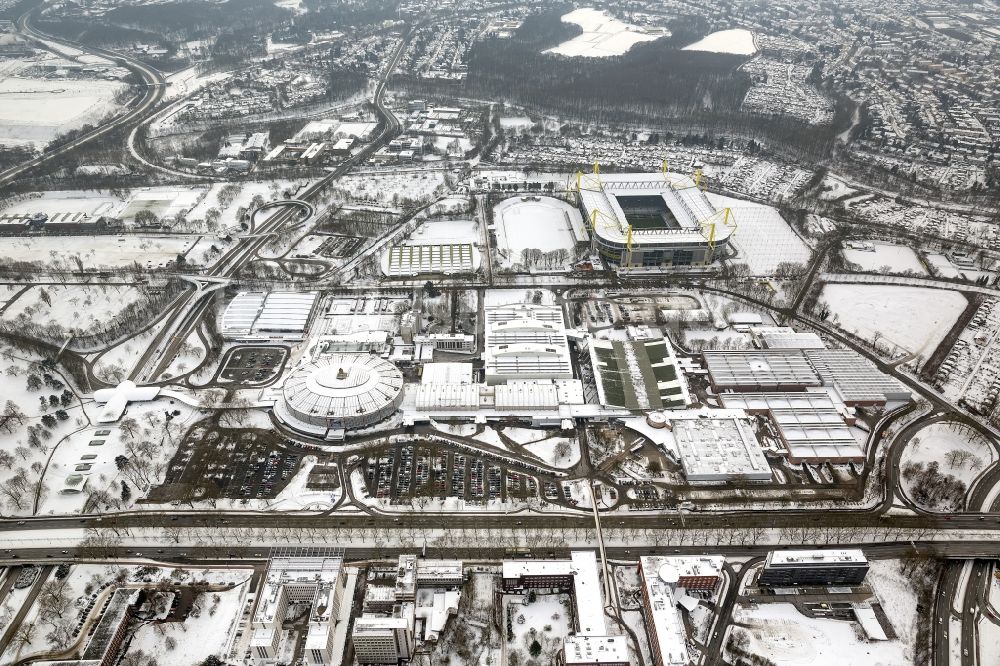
[768,549,868,566]
[563,635,630,664]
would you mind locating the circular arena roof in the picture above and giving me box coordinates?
[279,354,403,432]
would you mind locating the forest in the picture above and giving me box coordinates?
[397,8,855,159]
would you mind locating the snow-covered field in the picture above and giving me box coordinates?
[0,74,125,147]
[901,421,995,487]
[128,582,248,664]
[842,243,927,275]
[731,602,906,665]
[407,218,479,245]
[821,284,966,357]
[544,8,662,58]
[866,560,920,661]
[683,28,757,55]
[0,235,198,270]
[1,285,146,335]
[493,196,583,269]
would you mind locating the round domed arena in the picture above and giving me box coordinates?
[275,354,404,436]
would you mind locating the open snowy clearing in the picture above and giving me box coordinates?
[842,243,927,274]
[732,602,906,665]
[408,218,479,245]
[544,8,662,58]
[683,28,757,55]
[1,285,146,335]
[493,196,584,269]
[821,284,966,357]
[866,560,920,660]
[902,421,995,487]
[0,76,124,147]
[0,235,198,269]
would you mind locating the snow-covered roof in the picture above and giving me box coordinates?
[563,635,630,665]
[767,549,867,566]
[92,380,160,423]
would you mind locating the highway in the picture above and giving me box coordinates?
[0,8,166,187]
[129,30,410,385]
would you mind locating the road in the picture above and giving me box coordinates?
[129,30,410,384]
[0,8,166,187]
[0,566,52,659]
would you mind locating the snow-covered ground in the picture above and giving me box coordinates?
[866,559,921,661]
[407,218,479,245]
[1,285,146,336]
[524,437,580,469]
[821,284,966,357]
[0,72,125,148]
[731,602,906,665]
[683,28,757,55]
[0,235,198,270]
[842,243,927,275]
[544,8,663,58]
[505,592,573,664]
[901,421,995,487]
[493,196,583,269]
[127,581,248,664]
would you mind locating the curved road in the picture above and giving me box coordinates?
[0,8,166,187]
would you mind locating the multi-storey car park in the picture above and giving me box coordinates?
[576,170,737,269]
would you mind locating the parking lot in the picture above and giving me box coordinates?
[361,444,542,505]
[150,424,304,501]
[215,346,288,385]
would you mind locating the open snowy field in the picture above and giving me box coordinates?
[1,285,146,335]
[0,235,199,269]
[707,193,810,274]
[842,243,927,274]
[408,218,479,245]
[493,196,584,269]
[821,284,966,356]
[902,421,995,487]
[731,602,906,665]
[0,190,120,218]
[683,28,757,55]
[544,8,662,58]
[0,76,124,147]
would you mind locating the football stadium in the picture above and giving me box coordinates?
[577,170,737,269]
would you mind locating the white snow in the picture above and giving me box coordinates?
[901,421,995,487]
[493,196,583,269]
[683,29,757,55]
[706,193,811,275]
[524,437,581,469]
[842,243,927,275]
[821,284,967,357]
[732,602,906,666]
[0,75,125,148]
[544,8,662,58]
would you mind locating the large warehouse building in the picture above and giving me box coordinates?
[275,354,404,439]
[577,172,735,269]
[483,295,573,385]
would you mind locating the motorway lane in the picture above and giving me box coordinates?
[132,31,410,385]
[0,9,165,187]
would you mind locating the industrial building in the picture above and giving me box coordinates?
[704,350,823,392]
[221,291,320,341]
[751,326,826,350]
[577,172,735,269]
[638,556,725,666]
[671,415,772,482]
[705,348,911,406]
[804,349,912,405]
[719,391,864,463]
[484,294,573,384]
[589,337,689,409]
[381,243,481,276]
[758,549,870,587]
[275,354,404,438]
